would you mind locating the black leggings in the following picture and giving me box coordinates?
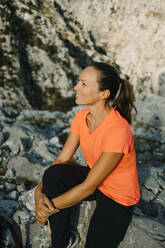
[42,164,134,248]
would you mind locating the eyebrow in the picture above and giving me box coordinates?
[78,77,88,82]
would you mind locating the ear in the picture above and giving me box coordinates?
[100,89,110,100]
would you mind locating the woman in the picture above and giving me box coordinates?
[34,62,140,248]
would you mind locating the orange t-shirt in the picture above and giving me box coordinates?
[70,107,140,206]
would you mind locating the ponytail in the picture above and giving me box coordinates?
[112,79,136,124]
[89,62,137,124]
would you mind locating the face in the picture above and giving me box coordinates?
[74,66,106,106]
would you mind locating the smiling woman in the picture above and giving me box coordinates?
[34,62,140,248]
[74,66,103,106]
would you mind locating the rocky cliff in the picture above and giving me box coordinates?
[0,0,165,248]
[0,0,107,114]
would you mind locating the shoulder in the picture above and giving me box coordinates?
[75,108,89,115]
[102,109,133,153]
[73,108,89,119]
[104,108,133,142]
[109,108,131,131]
[71,108,88,128]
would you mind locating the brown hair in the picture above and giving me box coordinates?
[90,62,136,124]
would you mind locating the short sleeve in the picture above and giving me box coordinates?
[102,125,132,154]
[70,111,82,134]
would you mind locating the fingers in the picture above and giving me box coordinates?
[43,196,55,211]
[35,192,61,225]
[35,214,48,226]
[53,208,60,214]
[40,203,53,214]
[35,208,60,226]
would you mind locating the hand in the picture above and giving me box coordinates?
[34,187,60,225]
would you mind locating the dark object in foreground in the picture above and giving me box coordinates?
[0,212,23,248]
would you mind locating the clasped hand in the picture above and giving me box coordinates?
[34,189,60,225]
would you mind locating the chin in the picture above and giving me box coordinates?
[75,99,82,105]
[76,102,83,105]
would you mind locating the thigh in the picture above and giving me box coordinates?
[85,190,134,248]
[42,164,90,199]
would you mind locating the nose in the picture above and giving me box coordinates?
[74,81,80,91]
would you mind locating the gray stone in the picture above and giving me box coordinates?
[0,184,5,191]
[0,191,5,200]
[158,71,165,97]
[141,186,155,202]
[6,191,19,200]
[17,183,26,193]
[0,1,165,247]
[119,214,165,248]
[0,133,5,146]
[34,142,55,162]
[13,209,51,247]
[156,190,165,208]
[0,199,19,215]
[6,156,46,183]
[17,110,66,124]
[18,187,36,213]
[5,168,16,179]
[5,182,16,192]
[49,136,63,148]
[144,175,161,195]
[135,94,165,131]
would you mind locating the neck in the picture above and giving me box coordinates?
[87,102,110,121]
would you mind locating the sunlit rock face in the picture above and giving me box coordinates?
[0,0,107,114]
[0,1,165,247]
[1,0,165,115]
[64,0,165,99]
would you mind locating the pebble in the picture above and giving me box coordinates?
[17,183,26,193]
[5,182,16,192]
[5,168,16,179]
[6,190,19,200]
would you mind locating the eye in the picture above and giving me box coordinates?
[82,82,87,86]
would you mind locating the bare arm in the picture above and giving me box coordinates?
[51,151,123,209]
[36,131,80,192]
[50,132,80,165]
[35,132,80,224]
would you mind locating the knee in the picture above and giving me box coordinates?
[42,164,66,197]
[42,164,63,182]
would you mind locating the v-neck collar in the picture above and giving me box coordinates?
[85,107,113,135]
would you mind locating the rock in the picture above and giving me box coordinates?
[5,168,16,179]
[6,156,46,184]
[6,191,19,200]
[49,136,62,148]
[0,191,5,199]
[17,110,66,124]
[152,69,165,97]
[17,183,26,193]
[65,0,165,100]
[13,209,51,248]
[5,182,16,192]
[0,132,5,146]
[135,94,165,131]
[0,199,19,216]
[119,212,165,248]
[0,0,106,113]
[18,187,36,213]
[0,1,165,246]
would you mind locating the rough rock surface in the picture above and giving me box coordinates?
[65,0,165,99]
[0,0,165,247]
[2,0,165,113]
[0,0,107,114]
[0,100,165,247]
